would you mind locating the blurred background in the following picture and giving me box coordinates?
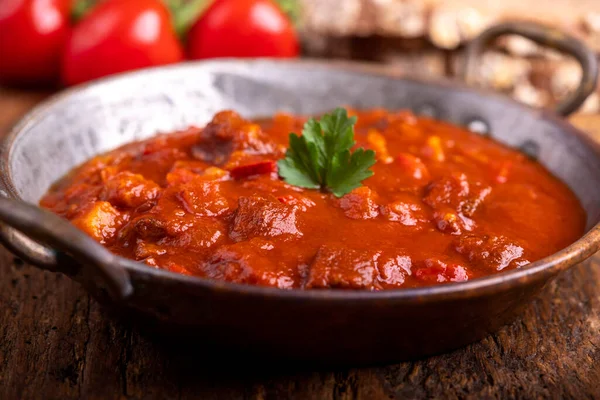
[299,0,600,114]
[2,0,600,114]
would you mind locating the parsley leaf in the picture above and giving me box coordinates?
[277,108,376,197]
[326,148,376,197]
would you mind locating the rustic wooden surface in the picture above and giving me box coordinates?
[0,88,599,400]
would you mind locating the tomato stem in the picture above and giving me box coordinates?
[167,0,214,41]
[71,0,99,23]
[274,0,301,25]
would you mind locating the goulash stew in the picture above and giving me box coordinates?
[40,108,585,289]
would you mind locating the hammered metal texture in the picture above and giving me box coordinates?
[3,60,600,364]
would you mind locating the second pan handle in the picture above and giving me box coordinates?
[462,21,598,117]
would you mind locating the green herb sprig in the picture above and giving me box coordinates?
[277,108,376,197]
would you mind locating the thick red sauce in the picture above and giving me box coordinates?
[40,109,586,289]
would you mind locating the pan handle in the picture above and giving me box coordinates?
[462,21,598,117]
[0,194,133,300]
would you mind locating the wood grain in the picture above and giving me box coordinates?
[0,89,598,400]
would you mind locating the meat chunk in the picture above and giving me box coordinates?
[163,219,226,251]
[139,181,230,245]
[42,182,103,219]
[201,238,296,288]
[102,172,160,208]
[192,110,279,166]
[424,173,491,216]
[335,187,379,220]
[454,234,530,271]
[305,245,413,289]
[115,215,168,251]
[229,195,302,242]
[377,254,413,288]
[423,174,491,234]
[277,194,316,212]
[432,210,476,235]
[413,258,469,283]
[72,201,127,243]
[423,174,467,212]
[305,245,381,289]
[146,187,200,236]
[129,217,226,260]
[137,146,189,183]
[380,194,429,227]
[177,176,229,217]
[130,215,168,240]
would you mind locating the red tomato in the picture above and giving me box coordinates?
[188,0,299,59]
[62,0,184,86]
[0,0,72,86]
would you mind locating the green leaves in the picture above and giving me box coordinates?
[326,148,376,197]
[277,108,376,197]
[167,0,215,39]
[277,133,321,189]
[274,0,301,24]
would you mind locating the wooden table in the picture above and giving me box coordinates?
[0,88,598,399]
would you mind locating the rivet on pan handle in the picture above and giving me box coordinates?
[463,21,599,117]
[0,194,133,300]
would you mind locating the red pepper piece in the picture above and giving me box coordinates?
[230,160,277,179]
